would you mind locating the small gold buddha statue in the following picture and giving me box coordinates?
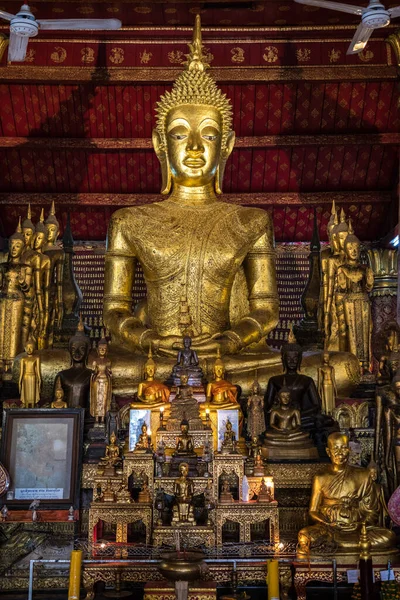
[102,480,116,503]
[19,337,41,408]
[257,478,273,503]
[138,479,152,504]
[51,378,68,409]
[220,419,237,455]
[99,432,121,476]
[43,201,65,345]
[90,331,112,423]
[219,476,234,504]
[206,350,239,408]
[133,423,152,454]
[116,475,132,504]
[317,352,337,415]
[297,432,396,557]
[172,462,195,525]
[263,387,318,460]
[174,418,196,456]
[131,347,170,409]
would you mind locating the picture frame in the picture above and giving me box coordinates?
[217,409,239,451]
[129,409,151,451]
[1,408,84,508]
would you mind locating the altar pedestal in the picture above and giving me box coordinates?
[152,525,215,548]
[123,453,154,494]
[88,502,153,549]
[215,502,279,546]
[144,581,217,600]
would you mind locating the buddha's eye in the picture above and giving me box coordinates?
[169,132,188,140]
[202,134,217,141]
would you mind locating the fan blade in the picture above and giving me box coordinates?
[388,5,400,18]
[8,31,29,61]
[0,9,16,21]
[37,18,122,30]
[346,21,374,54]
[294,0,363,15]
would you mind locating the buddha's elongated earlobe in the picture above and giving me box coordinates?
[215,131,235,195]
[152,129,171,195]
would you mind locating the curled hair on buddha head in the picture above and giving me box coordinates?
[35,208,46,235]
[45,200,60,228]
[22,204,34,231]
[278,385,291,397]
[332,208,349,235]
[343,219,360,250]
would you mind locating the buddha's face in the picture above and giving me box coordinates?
[55,389,64,401]
[337,230,348,251]
[166,105,222,187]
[145,364,155,378]
[183,336,191,349]
[327,223,335,245]
[345,241,360,261]
[326,435,349,466]
[179,463,189,477]
[181,423,189,435]
[33,231,45,250]
[323,352,329,365]
[10,238,24,258]
[180,374,189,385]
[70,340,89,362]
[226,420,232,431]
[23,227,34,247]
[25,342,34,355]
[279,391,291,406]
[214,364,224,379]
[331,232,340,254]
[284,350,300,372]
[46,223,59,244]
[98,343,107,357]
[142,424,147,434]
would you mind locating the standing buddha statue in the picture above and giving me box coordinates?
[44,201,64,346]
[317,352,337,415]
[33,209,51,349]
[90,331,112,423]
[246,377,265,438]
[100,15,361,399]
[318,200,337,331]
[20,205,40,347]
[19,337,41,408]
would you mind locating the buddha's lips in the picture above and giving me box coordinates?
[184,157,205,168]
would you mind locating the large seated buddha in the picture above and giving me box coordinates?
[27,17,360,399]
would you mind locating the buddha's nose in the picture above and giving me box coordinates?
[187,132,204,153]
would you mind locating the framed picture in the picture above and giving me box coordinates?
[129,409,151,451]
[217,409,239,451]
[1,408,84,508]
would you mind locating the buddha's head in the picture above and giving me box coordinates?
[97,330,108,357]
[110,431,117,444]
[153,16,234,195]
[144,346,156,379]
[251,379,260,395]
[344,232,361,262]
[45,201,60,244]
[332,208,349,252]
[225,419,232,431]
[33,209,47,251]
[22,204,35,248]
[214,347,225,379]
[326,432,350,467]
[69,316,90,365]
[322,351,330,365]
[180,372,189,386]
[183,335,192,349]
[24,338,35,356]
[385,324,399,353]
[9,218,25,259]
[281,326,302,373]
[179,462,189,477]
[141,423,148,434]
[180,419,189,435]
[278,387,291,407]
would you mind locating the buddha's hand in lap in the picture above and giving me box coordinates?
[187,333,242,356]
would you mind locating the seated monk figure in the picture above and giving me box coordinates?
[297,432,396,556]
[28,17,359,401]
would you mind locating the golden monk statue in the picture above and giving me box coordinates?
[19,338,41,408]
[264,387,318,459]
[90,332,112,423]
[297,432,396,556]
[100,16,360,399]
[132,347,170,408]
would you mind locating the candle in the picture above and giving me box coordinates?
[266,559,279,600]
[68,550,82,600]
[265,476,274,500]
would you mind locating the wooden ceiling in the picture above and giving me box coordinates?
[0,0,398,242]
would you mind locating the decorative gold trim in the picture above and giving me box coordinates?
[386,30,400,67]
[0,65,395,82]
[0,33,8,63]
[0,191,392,207]
[1,133,398,150]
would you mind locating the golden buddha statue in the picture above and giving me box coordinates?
[205,350,239,408]
[220,418,237,454]
[264,387,318,460]
[102,480,116,503]
[318,200,337,331]
[0,220,32,374]
[317,352,337,415]
[44,201,64,345]
[100,431,121,476]
[90,332,112,423]
[21,205,40,348]
[33,209,51,350]
[336,226,374,373]
[51,378,68,408]
[131,347,170,409]
[19,338,41,408]
[174,418,196,456]
[297,432,396,557]
[133,423,152,454]
[172,462,195,525]
[101,15,360,399]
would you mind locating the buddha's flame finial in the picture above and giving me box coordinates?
[16,216,22,234]
[331,200,336,216]
[50,200,56,216]
[39,208,44,223]
[340,207,346,223]
[186,14,208,72]
[27,203,31,220]
[348,218,354,235]
[77,313,84,332]
[145,344,156,369]
[288,322,297,344]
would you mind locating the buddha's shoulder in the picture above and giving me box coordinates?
[231,205,270,227]
[110,204,163,223]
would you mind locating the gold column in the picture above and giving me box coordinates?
[68,549,83,600]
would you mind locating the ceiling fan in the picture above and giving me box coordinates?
[0,3,122,62]
[294,0,400,54]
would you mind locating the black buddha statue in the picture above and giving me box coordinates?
[169,335,204,387]
[55,318,92,409]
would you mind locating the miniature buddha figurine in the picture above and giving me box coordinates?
[32,209,51,349]
[264,387,318,459]
[377,322,400,387]
[133,423,152,454]
[55,317,92,409]
[43,201,64,344]
[90,332,112,423]
[168,372,204,431]
[258,478,273,503]
[19,338,41,408]
[206,350,239,408]
[102,480,116,503]
[100,432,121,476]
[155,438,166,477]
[254,450,265,476]
[100,16,360,400]
[51,379,68,409]
[219,477,234,504]
[116,475,132,504]
[133,347,170,408]
[0,221,32,374]
[336,226,374,373]
[172,462,195,524]
[246,378,266,438]
[297,432,396,556]
[318,200,337,331]
[220,419,237,454]
[170,335,204,386]
[317,352,337,415]
[138,479,152,503]
[174,419,196,456]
